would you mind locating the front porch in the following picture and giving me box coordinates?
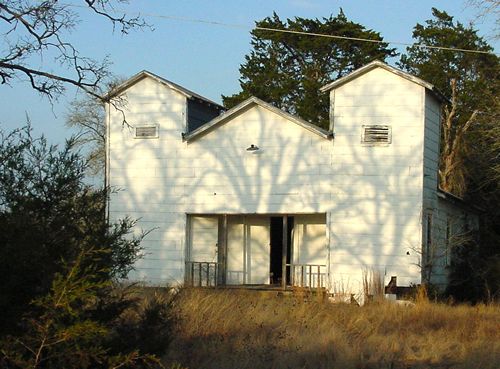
[184,213,328,289]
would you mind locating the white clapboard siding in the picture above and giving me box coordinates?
[327,66,425,290]
[423,92,441,210]
[106,64,473,295]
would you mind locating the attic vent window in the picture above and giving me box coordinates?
[135,125,159,139]
[362,125,391,145]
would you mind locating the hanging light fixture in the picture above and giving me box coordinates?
[246,144,259,151]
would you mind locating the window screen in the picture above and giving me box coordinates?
[135,125,158,138]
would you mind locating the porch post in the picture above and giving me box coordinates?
[217,214,228,286]
[282,215,288,289]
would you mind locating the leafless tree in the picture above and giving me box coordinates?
[66,78,124,176]
[439,79,478,197]
[0,0,146,101]
[468,0,500,39]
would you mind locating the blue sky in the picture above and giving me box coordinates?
[1,0,498,144]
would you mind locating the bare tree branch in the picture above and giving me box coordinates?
[0,0,148,101]
[439,79,481,197]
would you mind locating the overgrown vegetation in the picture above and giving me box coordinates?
[164,289,500,369]
[0,126,174,368]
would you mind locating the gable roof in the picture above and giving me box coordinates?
[104,70,224,108]
[319,60,448,103]
[183,96,333,142]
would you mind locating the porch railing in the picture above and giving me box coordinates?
[287,263,326,289]
[185,261,218,287]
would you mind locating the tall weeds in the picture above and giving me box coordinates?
[362,268,385,303]
[163,288,500,369]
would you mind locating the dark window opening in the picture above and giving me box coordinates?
[187,99,224,132]
[270,216,293,285]
[425,213,432,263]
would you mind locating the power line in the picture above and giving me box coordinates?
[254,26,497,55]
[68,4,499,56]
[135,13,499,56]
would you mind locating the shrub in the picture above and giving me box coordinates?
[0,126,174,368]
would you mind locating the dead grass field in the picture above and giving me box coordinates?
[162,288,500,369]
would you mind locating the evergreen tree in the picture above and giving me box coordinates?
[223,11,396,129]
[399,8,499,195]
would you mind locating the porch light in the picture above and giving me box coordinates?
[246,144,259,151]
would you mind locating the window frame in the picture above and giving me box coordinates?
[424,212,433,264]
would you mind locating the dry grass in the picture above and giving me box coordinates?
[162,288,500,369]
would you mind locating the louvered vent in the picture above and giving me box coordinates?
[135,125,158,138]
[362,125,391,144]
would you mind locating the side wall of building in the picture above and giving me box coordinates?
[421,91,444,285]
[429,196,479,289]
[422,91,442,211]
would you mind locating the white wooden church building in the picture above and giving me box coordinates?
[105,61,477,297]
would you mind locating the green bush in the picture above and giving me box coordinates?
[0,126,174,368]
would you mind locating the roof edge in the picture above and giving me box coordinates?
[184,96,333,142]
[437,188,483,213]
[320,60,448,103]
[104,70,224,108]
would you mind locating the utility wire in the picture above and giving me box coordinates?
[69,4,499,56]
[134,13,499,56]
[254,26,497,55]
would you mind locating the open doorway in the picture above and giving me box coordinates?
[269,216,293,285]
